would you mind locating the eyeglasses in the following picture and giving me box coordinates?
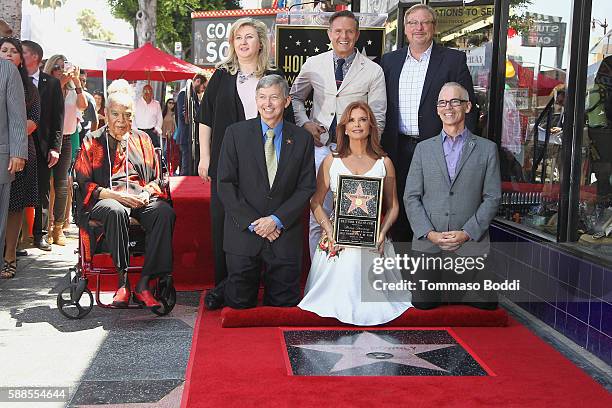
[406,20,435,28]
[436,99,468,108]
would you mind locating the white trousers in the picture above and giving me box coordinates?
[309,144,335,259]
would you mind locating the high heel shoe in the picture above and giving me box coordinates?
[133,290,161,307]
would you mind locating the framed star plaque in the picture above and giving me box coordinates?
[333,174,383,248]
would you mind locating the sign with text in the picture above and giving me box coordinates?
[192,15,277,67]
[459,46,486,67]
[333,175,384,248]
[521,22,567,48]
[433,5,495,36]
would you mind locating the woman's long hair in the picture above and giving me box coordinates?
[334,101,386,159]
[216,18,273,77]
[0,37,36,110]
[43,54,74,90]
[162,98,174,118]
[93,90,105,112]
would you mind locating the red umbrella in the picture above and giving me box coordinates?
[88,42,202,82]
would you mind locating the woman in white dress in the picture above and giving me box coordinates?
[298,101,412,325]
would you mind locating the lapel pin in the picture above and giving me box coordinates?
[286,139,293,145]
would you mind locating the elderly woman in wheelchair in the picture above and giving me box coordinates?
[73,79,175,309]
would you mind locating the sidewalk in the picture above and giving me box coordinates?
[0,227,199,407]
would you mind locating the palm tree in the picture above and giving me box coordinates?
[0,0,23,36]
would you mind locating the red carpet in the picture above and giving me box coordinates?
[170,176,214,289]
[181,308,612,407]
[220,305,508,327]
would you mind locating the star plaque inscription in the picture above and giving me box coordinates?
[333,175,383,248]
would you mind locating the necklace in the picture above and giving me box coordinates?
[237,69,255,84]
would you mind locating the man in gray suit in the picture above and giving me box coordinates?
[0,59,28,259]
[404,82,501,310]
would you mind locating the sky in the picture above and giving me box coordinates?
[22,0,134,45]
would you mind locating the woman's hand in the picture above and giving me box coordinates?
[198,155,211,182]
[375,232,386,255]
[26,119,37,136]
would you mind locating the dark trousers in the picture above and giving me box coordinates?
[33,148,52,239]
[224,244,302,309]
[140,128,160,149]
[51,135,73,225]
[179,143,192,176]
[210,180,227,285]
[390,135,420,244]
[411,251,498,310]
[89,198,175,276]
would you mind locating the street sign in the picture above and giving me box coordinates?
[521,22,567,48]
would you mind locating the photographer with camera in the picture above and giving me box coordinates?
[42,55,87,246]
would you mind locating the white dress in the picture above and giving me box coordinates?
[298,158,412,325]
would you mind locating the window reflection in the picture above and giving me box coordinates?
[576,1,612,260]
[497,2,571,238]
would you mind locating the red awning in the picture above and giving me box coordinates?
[88,43,202,82]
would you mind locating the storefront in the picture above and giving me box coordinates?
[383,0,611,364]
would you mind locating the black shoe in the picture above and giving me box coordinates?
[34,237,52,251]
[204,287,224,310]
[16,249,28,257]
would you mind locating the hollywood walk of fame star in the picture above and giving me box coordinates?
[360,47,376,61]
[344,183,375,215]
[293,331,456,373]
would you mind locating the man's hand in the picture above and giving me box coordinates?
[265,229,282,242]
[198,155,211,182]
[303,121,326,147]
[428,230,469,251]
[252,216,278,238]
[113,191,147,209]
[48,149,60,168]
[7,157,25,174]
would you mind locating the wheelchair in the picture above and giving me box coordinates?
[57,148,177,319]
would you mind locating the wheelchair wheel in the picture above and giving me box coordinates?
[57,285,94,319]
[151,277,176,316]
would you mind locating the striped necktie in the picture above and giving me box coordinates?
[264,128,277,186]
[328,58,346,143]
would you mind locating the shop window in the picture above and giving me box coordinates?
[571,0,612,261]
[496,0,571,239]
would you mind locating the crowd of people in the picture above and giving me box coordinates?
[0,5,502,324]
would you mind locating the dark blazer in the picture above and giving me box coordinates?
[34,70,64,157]
[380,43,477,163]
[175,86,200,146]
[217,118,315,257]
[196,67,294,179]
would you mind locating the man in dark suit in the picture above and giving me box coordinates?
[217,75,315,308]
[22,40,64,251]
[176,74,206,176]
[380,4,477,244]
